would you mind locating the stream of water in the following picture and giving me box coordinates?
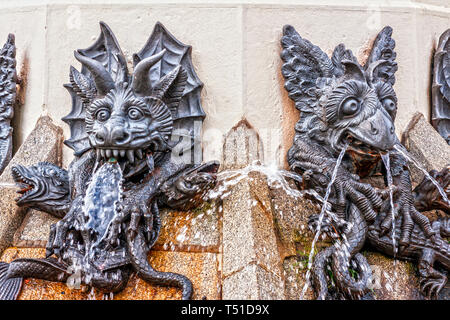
[82,161,123,254]
[381,153,398,258]
[394,144,449,206]
[299,142,349,299]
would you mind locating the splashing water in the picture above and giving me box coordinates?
[381,152,398,258]
[299,142,349,299]
[393,144,450,206]
[208,162,327,207]
[82,161,123,253]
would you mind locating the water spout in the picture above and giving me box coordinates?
[381,152,398,258]
[300,141,349,299]
[393,144,449,206]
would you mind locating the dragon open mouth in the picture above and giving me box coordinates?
[94,142,164,179]
[96,147,149,164]
[11,166,37,202]
[344,133,385,157]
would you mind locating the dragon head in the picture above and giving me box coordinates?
[12,162,70,210]
[282,25,400,156]
[70,43,186,175]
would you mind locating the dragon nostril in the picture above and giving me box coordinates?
[370,122,379,135]
[112,128,130,144]
[95,131,105,144]
[390,126,395,134]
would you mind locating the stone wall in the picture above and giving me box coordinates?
[1,0,448,168]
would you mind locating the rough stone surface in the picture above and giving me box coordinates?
[222,119,263,170]
[283,256,315,300]
[13,209,59,247]
[401,112,450,184]
[0,115,63,254]
[269,181,322,258]
[222,263,284,300]
[364,252,423,300]
[0,187,27,253]
[154,204,221,253]
[1,248,220,300]
[222,172,282,277]
[221,170,285,299]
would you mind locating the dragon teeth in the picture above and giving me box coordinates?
[113,149,119,158]
[135,149,143,160]
[126,150,135,163]
[106,149,112,158]
[120,150,126,157]
[100,149,106,158]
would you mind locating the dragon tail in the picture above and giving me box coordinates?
[311,246,334,300]
[0,262,23,300]
[127,227,193,300]
[331,252,372,299]
[0,258,70,300]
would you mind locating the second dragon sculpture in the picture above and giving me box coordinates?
[0,22,219,300]
[281,25,450,300]
[0,34,17,175]
[432,28,450,144]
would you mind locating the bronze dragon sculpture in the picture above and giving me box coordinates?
[432,28,450,145]
[0,22,218,300]
[281,25,450,300]
[0,34,16,175]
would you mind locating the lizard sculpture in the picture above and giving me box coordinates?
[281,25,450,299]
[0,22,219,300]
[0,34,17,175]
[432,28,450,144]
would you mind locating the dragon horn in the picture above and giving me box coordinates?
[152,65,182,99]
[132,49,166,95]
[74,50,115,96]
[341,60,366,83]
[366,59,388,84]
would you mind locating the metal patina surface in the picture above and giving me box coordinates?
[281,25,450,300]
[432,29,450,145]
[0,34,16,176]
[0,22,219,300]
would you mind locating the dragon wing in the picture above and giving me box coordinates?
[62,22,127,157]
[331,43,359,77]
[0,34,16,174]
[365,26,398,85]
[280,25,335,114]
[134,22,205,164]
[432,29,450,144]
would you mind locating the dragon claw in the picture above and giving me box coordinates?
[420,276,446,299]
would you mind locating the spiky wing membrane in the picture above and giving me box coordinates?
[365,26,398,85]
[135,22,205,163]
[432,29,450,144]
[331,43,358,77]
[0,34,16,174]
[280,25,334,114]
[62,22,126,156]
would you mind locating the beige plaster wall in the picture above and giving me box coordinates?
[0,0,448,168]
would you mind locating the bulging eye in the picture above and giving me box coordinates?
[382,98,396,113]
[340,97,360,117]
[128,107,144,120]
[95,108,110,122]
